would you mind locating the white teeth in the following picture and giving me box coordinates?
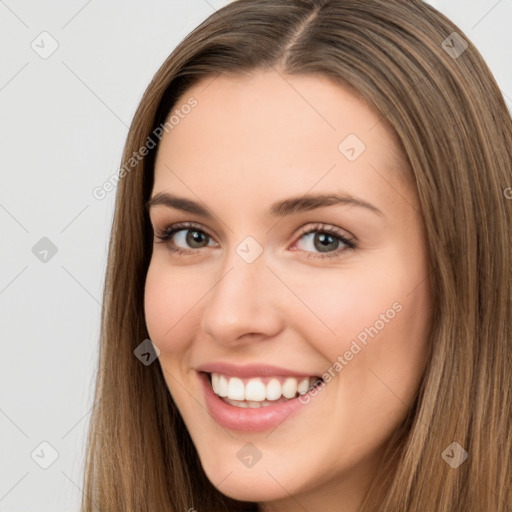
[224,397,277,408]
[266,378,282,400]
[282,377,298,399]
[297,378,309,395]
[217,374,229,397]
[245,379,266,401]
[211,373,219,394]
[210,372,317,403]
[227,377,245,400]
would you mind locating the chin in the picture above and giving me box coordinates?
[199,457,300,503]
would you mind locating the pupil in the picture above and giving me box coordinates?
[315,233,338,253]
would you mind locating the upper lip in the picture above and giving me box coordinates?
[197,362,320,379]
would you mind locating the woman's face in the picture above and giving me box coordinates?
[144,69,433,510]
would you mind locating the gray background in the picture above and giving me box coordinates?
[1,1,511,510]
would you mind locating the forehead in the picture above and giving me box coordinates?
[152,69,414,215]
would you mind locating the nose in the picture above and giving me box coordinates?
[199,244,283,346]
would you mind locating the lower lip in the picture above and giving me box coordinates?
[199,372,308,432]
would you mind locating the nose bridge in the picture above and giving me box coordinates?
[200,238,281,342]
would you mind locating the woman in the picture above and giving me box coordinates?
[82,1,512,510]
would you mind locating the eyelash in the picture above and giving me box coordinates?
[153,221,356,259]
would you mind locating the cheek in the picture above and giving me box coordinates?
[295,262,431,460]
[277,258,411,356]
[285,250,431,397]
[143,261,198,353]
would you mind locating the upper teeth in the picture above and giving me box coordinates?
[210,372,316,401]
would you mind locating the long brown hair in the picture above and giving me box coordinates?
[82,1,512,510]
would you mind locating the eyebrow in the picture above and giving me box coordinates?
[146,191,384,218]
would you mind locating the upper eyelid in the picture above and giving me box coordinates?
[156,221,217,239]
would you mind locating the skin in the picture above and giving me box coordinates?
[144,69,433,511]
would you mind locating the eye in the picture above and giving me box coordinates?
[154,221,217,255]
[292,223,356,259]
[153,221,356,259]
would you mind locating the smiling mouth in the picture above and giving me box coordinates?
[205,372,323,408]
